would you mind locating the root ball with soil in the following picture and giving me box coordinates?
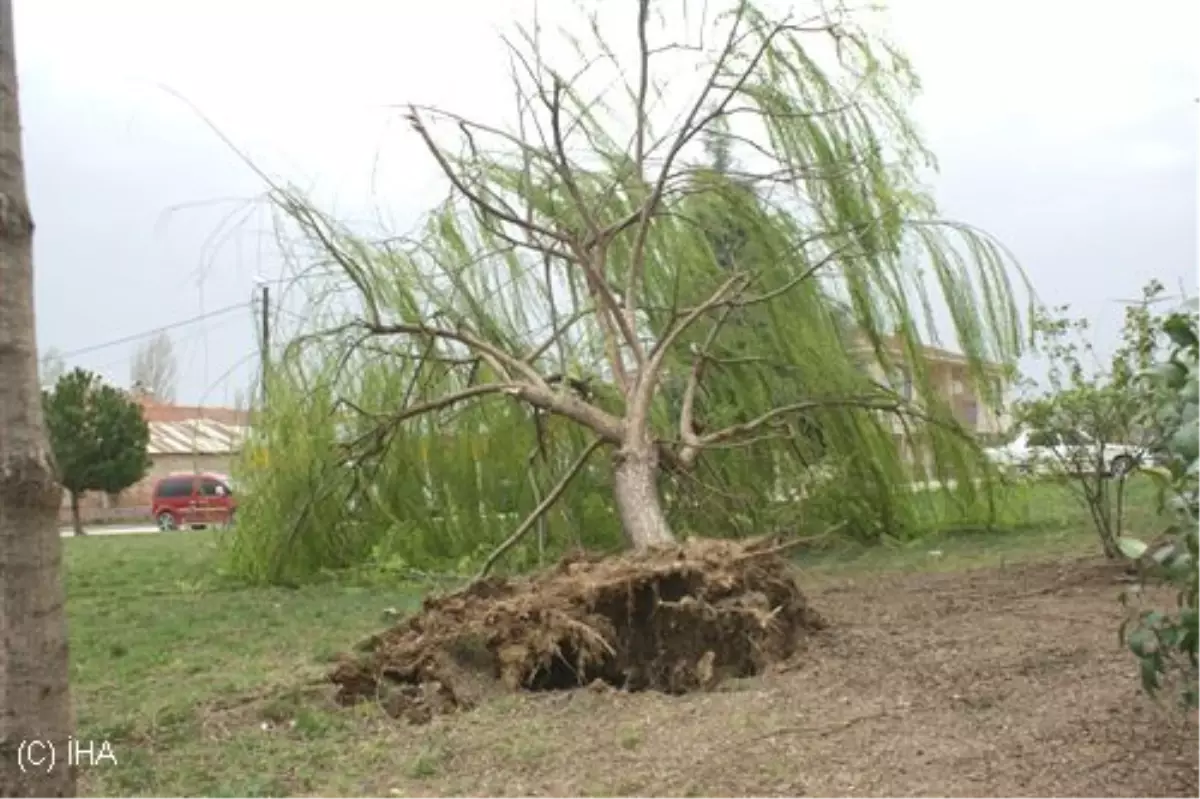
[329,537,826,724]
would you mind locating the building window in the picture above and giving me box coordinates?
[963,399,979,427]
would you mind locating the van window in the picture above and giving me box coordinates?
[200,478,229,497]
[156,477,194,498]
[1027,430,1060,448]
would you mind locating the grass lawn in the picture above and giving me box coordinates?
[67,534,427,795]
[65,476,1176,796]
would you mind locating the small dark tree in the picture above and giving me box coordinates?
[42,368,151,535]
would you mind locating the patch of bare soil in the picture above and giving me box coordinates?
[330,537,824,723]
[337,554,1197,797]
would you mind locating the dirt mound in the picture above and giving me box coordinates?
[328,537,826,723]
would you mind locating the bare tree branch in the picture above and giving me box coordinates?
[395,383,522,425]
[622,8,840,337]
[684,396,898,462]
[406,108,570,247]
[363,319,538,383]
[524,306,596,364]
[475,437,604,579]
[680,302,738,448]
[360,319,629,446]
[629,273,748,432]
[633,0,652,178]
[549,78,601,240]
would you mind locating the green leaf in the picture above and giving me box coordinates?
[1170,420,1199,462]
[1161,311,1200,347]
[1141,465,1173,486]
[1140,655,1163,695]
[1117,537,1149,560]
[1175,550,1194,568]
[1127,626,1156,658]
[1181,377,1199,405]
[1152,359,1190,386]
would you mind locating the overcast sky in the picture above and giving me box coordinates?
[13,0,1198,405]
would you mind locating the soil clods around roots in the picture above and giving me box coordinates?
[329,537,827,724]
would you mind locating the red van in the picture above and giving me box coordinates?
[151,472,237,531]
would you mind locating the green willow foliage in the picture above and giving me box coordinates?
[226,0,1030,583]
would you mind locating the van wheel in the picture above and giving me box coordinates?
[156,512,178,532]
[1109,455,1136,478]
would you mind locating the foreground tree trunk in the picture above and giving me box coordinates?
[69,491,83,536]
[612,445,675,550]
[0,2,77,794]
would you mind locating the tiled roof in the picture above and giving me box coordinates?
[131,397,251,456]
[137,398,249,426]
[148,418,249,456]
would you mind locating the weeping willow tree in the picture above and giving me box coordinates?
[243,0,1030,575]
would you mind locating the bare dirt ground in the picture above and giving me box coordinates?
[339,555,1197,797]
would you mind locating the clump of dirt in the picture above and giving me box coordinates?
[328,536,826,724]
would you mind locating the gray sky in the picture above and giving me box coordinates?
[13,0,1198,405]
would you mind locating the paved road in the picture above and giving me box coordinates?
[56,479,990,539]
[55,480,978,538]
[60,524,160,538]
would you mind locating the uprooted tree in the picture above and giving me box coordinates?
[232,0,1030,583]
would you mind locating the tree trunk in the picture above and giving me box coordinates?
[612,444,675,549]
[69,492,83,536]
[0,2,77,794]
[1087,478,1119,559]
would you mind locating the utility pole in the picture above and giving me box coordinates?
[254,277,270,404]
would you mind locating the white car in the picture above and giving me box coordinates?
[983,429,1144,478]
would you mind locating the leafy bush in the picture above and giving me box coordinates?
[1014,281,1172,558]
[1119,302,1199,708]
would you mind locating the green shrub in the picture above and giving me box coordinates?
[1119,302,1198,708]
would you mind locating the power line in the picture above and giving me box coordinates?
[55,271,352,361]
[90,310,248,375]
[59,302,248,359]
